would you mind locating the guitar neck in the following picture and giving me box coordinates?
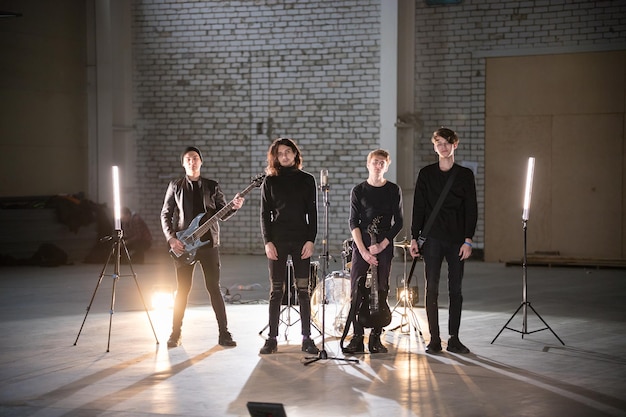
[190,180,259,240]
[369,232,379,294]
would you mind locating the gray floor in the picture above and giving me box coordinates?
[0,250,625,417]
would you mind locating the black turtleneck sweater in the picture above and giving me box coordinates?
[261,166,318,244]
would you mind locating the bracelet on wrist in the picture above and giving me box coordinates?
[463,241,472,247]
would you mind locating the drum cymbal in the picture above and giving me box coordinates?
[394,240,411,248]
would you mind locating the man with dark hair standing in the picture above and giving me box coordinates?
[161,146,245,348]
[258,137,319,355]
[410,127,477,355]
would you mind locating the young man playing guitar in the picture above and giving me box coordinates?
[343,149,403,354]
[161,146,245,348]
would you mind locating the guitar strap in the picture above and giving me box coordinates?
[340,278,364,350]
[420,165,458,242]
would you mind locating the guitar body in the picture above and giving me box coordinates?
[169,212,213,265]
[356,275,392,329]
[169,174,265,266]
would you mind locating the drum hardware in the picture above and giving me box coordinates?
[258,259,321,339]
[388,240,423,338]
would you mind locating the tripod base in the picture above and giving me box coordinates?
[388,297,423,338]
[258,304,322,339]
[491,301,564,345]
[303,349,359,366]
[74,232,159,352]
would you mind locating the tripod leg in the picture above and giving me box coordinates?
[527,303,565,345]
[74,244,115,346]
[121,240,159,345]
[491,302,524,344]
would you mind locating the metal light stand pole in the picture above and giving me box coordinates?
[492,158,563,345]
[304,171,358,366]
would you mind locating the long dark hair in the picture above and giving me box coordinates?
[265,137,303,176]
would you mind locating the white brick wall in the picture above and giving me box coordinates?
[132,0,381,255]
[131,0,626,255]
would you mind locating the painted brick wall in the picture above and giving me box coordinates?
[131,0,625,257]
[413,0,626,249]
[132,0,381,256]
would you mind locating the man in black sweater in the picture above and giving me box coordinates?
[259,138,320,355]
[410,127,477,355]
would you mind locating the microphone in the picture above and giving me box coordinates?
[320,169,328,188]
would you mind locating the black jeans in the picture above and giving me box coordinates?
[267,240,313,339]
[422,237,465,341]
[171,246,228,335]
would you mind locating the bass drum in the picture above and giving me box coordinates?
[310,271,352,337]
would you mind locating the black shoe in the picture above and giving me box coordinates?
[342,335,364,354]
[425,339,442,354]
[218,331,237,347]
[447,336,470,354]
[368,333,388,354]
[301,337,319,354]
[259,338,278,355]
[167,333,181,348]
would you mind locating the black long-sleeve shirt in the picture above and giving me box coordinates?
[411,163,477,244]
[261,166,317,244]
[349,180,403,244]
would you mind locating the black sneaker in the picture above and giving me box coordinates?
[218,331,237,347]
[425,339,442,354]
[259,338,278,355]
[301,337,319,354]
[167,333,181,348]
[342,335,365,354]
[447,336,470,354]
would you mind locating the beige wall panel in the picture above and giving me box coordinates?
[486,52,625,117]
[485,116,552,262]
[551,114,624,258]
[486,51,625,262]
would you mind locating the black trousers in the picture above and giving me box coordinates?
[422,237,465,341]
[267,240,313,339]
[171,246,228,335]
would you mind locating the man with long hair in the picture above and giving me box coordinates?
[259,137,319,355]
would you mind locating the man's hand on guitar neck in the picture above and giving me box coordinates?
[231,193,245,210]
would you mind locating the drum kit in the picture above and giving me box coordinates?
[310,237,421,339]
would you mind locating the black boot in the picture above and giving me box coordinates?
[342,335,364,354]
[368,330,388,354]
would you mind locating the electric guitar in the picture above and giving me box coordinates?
[357,216,392,329]
[169,174,265,265]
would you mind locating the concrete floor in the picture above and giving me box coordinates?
[0,250,625,417]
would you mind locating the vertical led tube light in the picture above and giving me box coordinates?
[522,157,535,221]
[112,166,121,230]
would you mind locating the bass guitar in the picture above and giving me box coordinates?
[169,174,265,265]
[357,216,392,329]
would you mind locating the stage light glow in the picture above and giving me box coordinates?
[522,157,535,221]
[396,287,419,307]
[151,286,174,310]
[112,166,122,230]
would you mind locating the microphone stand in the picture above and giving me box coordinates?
[304,172,358,366]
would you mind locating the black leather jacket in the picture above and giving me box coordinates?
[160,176,237,247]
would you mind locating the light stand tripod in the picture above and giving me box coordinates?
[304,170,358,366]
[492,157,563,345]
[74,229,159,352]
[388,251,423,338]
[491,219,564,345]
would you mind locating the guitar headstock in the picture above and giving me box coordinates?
[367,216,381,236]
[251,173,266,187]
